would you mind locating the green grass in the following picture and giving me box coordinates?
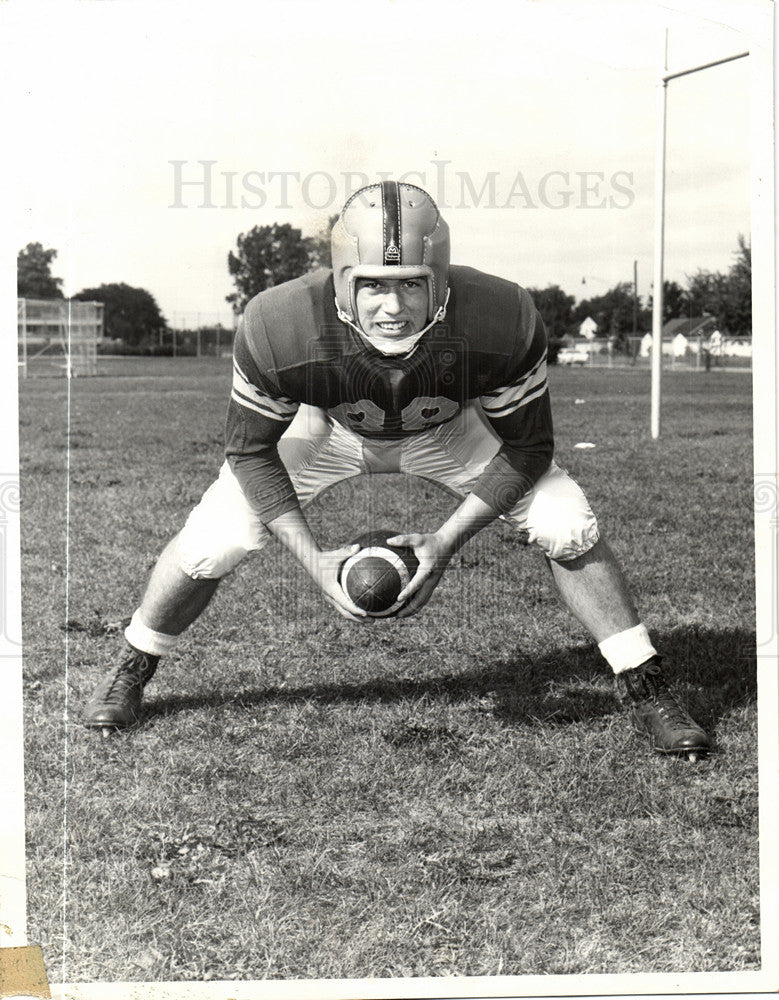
[20,359,758,982]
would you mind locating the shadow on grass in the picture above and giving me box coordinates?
[143,625,755,735]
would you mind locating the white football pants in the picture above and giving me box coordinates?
[178,404,599,580]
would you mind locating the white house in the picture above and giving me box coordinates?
[672,332,689,357]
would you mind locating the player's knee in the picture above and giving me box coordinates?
[531,508,600,562]
[177,530,249,580]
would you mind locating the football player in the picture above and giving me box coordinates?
[85,180,709,759]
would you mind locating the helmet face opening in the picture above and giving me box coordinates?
[331,180,450,324]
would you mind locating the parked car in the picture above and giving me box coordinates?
[558,346,589,366]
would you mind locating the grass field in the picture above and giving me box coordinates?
[19,358,759,983]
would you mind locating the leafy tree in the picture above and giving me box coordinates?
[227,223,313,312]
[684,270,727,322]
[647,280,689,323]
[573,282,638,349]
[526,284,575,339]
[306,214,339,271]
[684,235,751,336]
[730,233,751,282]
[526,284,575,363]
[725,234,751,336]
[17,242,64,299]
[227,216,341,312]
[73,283,166,345]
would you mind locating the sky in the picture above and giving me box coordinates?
[4,0,767,329]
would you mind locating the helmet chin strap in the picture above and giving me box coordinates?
[335,287,450,357]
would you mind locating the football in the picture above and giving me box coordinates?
[340,529,419,617]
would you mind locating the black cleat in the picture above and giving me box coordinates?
[84,647,159,735]
[616,656,710,761]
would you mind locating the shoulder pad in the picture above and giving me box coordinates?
[241,270,340,373]
[447,265,537,355]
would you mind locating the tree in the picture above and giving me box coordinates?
[17,242,64,299]
[226,223,314,312]
[573,282,638,349]
[647,280,689,323]
[684,269,727,322]
[725,234,751,336]
[526,284,575,339]
[306,214,339,271]
[73,283,167,345]
[684,235,751,336]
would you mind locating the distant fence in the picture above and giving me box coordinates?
[160,326,235,357]
[99,326,235,358]
[18,310,237,376]
[629,334,752,368]
[558,335,752,369]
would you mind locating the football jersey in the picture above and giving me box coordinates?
[226,265,554,521]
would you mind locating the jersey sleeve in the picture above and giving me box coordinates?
[224,316,301,523]
[472,294,554,514]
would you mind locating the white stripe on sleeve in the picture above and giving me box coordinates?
[480,351,547,418]
[231,361,298,421]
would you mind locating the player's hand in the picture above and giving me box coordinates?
[386,532,454,618]
[306,543,369,621]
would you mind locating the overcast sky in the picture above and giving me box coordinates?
[6,0,766,328]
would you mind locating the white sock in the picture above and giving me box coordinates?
[598,623,657,674]
[124,609,178,658]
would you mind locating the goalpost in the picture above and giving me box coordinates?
[17,298,104,378]
[651,37,749,438]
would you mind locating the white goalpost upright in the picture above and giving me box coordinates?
[17,298,104,377]
[650,34,749,438]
